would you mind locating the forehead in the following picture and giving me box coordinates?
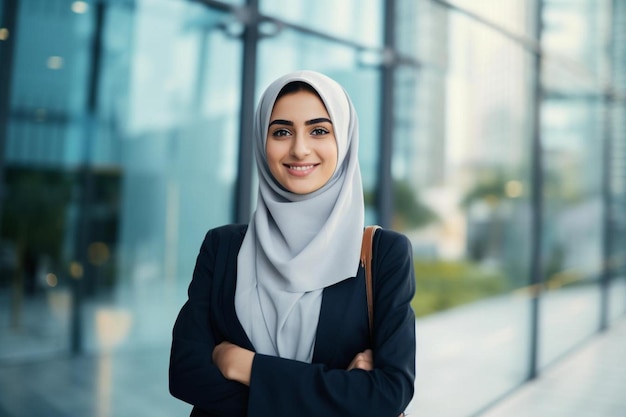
[270,90,330,117]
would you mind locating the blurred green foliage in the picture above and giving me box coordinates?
[460,174,507,209]
[365,179,438,230]
[411,259,507,317]
[2,168,72,261]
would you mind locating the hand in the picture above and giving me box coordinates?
[212,341,254,386]
[347,351,404,416]
[347,349,374,371]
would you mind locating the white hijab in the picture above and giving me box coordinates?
[235,70,364,362]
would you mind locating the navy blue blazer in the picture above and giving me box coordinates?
[169,224,416,417]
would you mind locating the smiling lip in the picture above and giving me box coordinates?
[284,163,319,176]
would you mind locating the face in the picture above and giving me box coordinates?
[266,90,338,195]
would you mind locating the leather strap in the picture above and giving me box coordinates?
[360,225,381,339]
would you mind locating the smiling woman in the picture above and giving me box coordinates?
[266,82,338,195]
[169,70,416,417]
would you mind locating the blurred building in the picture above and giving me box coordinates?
[0,0,625,416]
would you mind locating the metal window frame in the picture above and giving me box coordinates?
[0,0,19,231]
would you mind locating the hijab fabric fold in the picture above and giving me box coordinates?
[235,70,364,362]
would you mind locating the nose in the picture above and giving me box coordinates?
[290,134,311,159]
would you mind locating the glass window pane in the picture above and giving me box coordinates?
[609,99,626,321]
[260,0,383,48]
[543,0,612,85]
[397,0,534,63]
[96,0,241,352]
[396,0,448,69]
[445,0,534,38]
[1,0,98,360]
[0,0,241,362]
[607,0,626,323]
[538,0,610,369]
[538,98,603,368]
[399,12,534,417]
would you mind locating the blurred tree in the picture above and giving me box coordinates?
[460,171,508,209]
[1,168,72,328]
[461,172,508,263]
[1,168,72,265]
[365,179,438,230]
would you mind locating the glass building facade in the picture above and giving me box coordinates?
[0,0,625,416]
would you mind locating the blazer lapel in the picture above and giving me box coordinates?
[312,267,369,366]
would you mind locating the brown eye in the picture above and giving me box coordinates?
[272,129,291,137]
[311,127,329,136]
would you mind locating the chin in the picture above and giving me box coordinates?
[286,184,320,195]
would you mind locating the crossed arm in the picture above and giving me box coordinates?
[213,342,374,386]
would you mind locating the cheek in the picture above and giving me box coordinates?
[266,142,289,181]
[323,142,339,171]
[265,141,281,165]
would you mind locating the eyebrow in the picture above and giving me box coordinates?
[268,117,332,127]
[306,117,332,125]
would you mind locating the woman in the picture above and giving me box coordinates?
[169,70,416,416]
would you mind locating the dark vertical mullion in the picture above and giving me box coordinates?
[616,0,626,310]
[599,0,617,332]
[0,0,19,230]
[376,0,396,228]
[71,0,105,354]
[528,0,545,381]
[600,93,613,331]
[234,0,259,224]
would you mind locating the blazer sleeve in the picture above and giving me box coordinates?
[247,230,416,417]
[169,229,249,416]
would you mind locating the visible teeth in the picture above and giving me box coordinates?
[289,165,314,171]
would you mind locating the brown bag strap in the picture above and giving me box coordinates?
[360,225,381,339]
[361,226,405,417]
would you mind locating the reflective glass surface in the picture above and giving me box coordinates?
[396,0,447,67]
[1,0,98,359]
[397,0,533,63]
[609,278,626,321]
[538,0,609,368]
[538,97,603,367]
[397,7,534,416]
[260,0,383,48]
[446,0,533,38]
[0,0,241,358]
[608,0,626,323]
[99,0,241,352]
